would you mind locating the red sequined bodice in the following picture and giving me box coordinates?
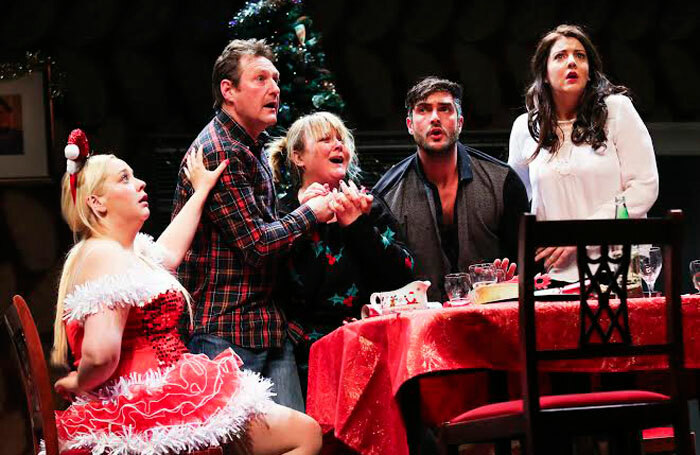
[66,290,188,379]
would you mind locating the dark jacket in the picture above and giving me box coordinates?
[373,143,529,301]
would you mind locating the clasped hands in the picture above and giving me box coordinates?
[302,180,373,227]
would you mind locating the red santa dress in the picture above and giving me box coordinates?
[51,234,274,454]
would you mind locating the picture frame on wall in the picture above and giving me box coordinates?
[0,67,53,183]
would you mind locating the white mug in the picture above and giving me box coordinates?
[369,280,431,308]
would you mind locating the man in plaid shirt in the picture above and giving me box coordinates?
[172,39,334,411]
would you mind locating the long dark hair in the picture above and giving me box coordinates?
[525,24,629,161]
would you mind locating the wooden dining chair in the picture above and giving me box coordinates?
[4,295,60,455]
[437,210,693,455]
[3,295,229,455]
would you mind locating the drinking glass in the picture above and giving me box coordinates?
[444,273,471,303]
[690,260,700,294]
[639,246,662,297]
[469,263,497,288]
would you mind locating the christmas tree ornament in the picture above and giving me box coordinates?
[294,23,306,46]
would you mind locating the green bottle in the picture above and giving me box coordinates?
[614,195,643,295]
[615,195,629,219]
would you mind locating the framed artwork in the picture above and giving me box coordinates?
[0,68,53,183]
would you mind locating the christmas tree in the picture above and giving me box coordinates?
[228,0,345,129]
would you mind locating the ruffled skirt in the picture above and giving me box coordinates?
[53,349,274,455]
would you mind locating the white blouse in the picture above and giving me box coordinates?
[508,94,659,281]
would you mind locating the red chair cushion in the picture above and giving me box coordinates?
[642,426,674,440]
[449,390,670,423]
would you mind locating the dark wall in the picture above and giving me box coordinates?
[309,0,700,130]
[2,0,698,141]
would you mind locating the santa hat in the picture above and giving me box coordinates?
[64,129,90,203]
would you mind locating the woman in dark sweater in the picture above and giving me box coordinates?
[268,112,415,390]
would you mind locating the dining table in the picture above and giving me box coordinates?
[306,295,700,455]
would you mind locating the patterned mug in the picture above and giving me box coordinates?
[369,280,431,308]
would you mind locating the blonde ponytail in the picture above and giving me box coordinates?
[51,241,85,367]
[267,136,289,184]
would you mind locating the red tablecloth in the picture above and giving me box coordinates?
[306,296,700,455]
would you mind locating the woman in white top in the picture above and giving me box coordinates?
[508,24,659,282]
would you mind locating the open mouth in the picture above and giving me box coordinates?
[429,128,444,139]
[139,194,149,204]
[566,71,578,81]
[263,101,278,111]
[329,156,345,165]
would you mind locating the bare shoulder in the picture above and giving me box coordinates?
[72,239,135,286]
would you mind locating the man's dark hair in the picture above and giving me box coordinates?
[211,38,276,110]
[405,76,463,118]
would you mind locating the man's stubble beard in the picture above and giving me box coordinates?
[413,128,460,156]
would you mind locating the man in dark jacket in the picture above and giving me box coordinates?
[374,76,529,302]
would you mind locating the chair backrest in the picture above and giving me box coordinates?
[517,210,685,416]
[3,295,59,455]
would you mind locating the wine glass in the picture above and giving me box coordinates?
[639,246,662,297]
[690,260,700,294]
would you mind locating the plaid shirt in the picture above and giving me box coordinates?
[172,109,317,348]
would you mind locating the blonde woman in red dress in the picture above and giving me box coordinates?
[49,130,322,455]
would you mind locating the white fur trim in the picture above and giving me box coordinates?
[58,370,275,455]
[72,366,175,405]
[66,160,78,174]
[65,144,81,175]
[63,267,180,322]
[134,232,166,265]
